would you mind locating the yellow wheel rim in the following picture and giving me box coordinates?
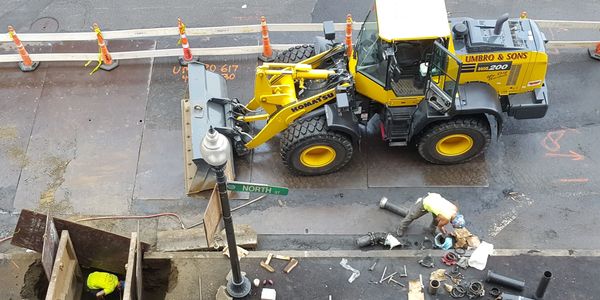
[435,134,474,157]
[300,145,336,168]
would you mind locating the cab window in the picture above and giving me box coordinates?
[356,9,387,86]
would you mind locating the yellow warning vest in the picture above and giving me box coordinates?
[422,193,457,220]
[87,272,119,295]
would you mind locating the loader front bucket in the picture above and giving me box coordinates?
[181,63,235,194]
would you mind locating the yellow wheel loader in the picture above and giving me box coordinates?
[186,0,549,178]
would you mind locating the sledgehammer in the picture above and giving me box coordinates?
[379,197,408,217]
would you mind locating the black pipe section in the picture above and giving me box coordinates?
[485,270,526,291]
[494,13,510,35]
[428,280,440,295]
[356,232,387,248]
[534,271,552,299]
[379,197,408,217]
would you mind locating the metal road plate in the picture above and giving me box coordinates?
[12,40,156,215]
[0,63,48,210]
[133,57,252,200]
[250,135,368,189]
[365,120,489,187]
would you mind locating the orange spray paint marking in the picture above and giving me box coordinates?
[545,150,585,161]
[559,178,589,183]
[541,130,566,152]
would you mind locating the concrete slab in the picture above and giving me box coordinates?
[12,40,155,215]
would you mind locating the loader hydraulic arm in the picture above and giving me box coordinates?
[244,63,334,114]
[237,63,338,149]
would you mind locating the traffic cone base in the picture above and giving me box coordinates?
[178,56,201,66]
[99,59,119,71]
[258,53,275,62]
[588,49,600,60]
[17,61,40,72]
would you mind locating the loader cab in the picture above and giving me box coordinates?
[350,0,460,108]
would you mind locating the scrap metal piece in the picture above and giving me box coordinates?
[489,287,501,297]
[339,258,360,283]
[389,278,405,287]
[429,279,440,295]
[380,266,388,283]
[485,270,525,291]
[468,281,485,298]
[442,252,459,266]
[450,284,467,298]
[534,271,552,299]
[260,261,275,273]
[283,258,298,274]
[274,255,291,261]
[383,272,398,283]
[418,255,435,268]
[400,265,407,277]
[265,253,273,265]
[368,261,378,271]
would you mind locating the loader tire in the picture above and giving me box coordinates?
[275,45,316,63]
[417,117,491,164]
[281,116,353,176]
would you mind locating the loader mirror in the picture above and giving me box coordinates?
[323,21,335,41]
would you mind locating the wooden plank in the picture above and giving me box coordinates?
[203,185,223,247]
[45,231,83,300]
[136,233,143,300]
[0,44,299,63]
[123,232,138,300]
[408,279,424,300]
[41,216,59,280]
[12,210,149,274]
[0,20,597,43]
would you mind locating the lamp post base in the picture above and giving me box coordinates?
[226,276,251,298]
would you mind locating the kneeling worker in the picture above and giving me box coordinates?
[87,271,124,299]
[396,193,465,236]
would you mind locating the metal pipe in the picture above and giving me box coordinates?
[428,279,440,295]
[486,270,526,291]
[534,271,552,299]
[379,197,408,217]
[356,235,373,248]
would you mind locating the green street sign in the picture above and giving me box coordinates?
[226,181,289,196]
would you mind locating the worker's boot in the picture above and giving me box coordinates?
[396,226,407,237]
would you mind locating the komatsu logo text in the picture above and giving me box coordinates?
[291,92,336,112]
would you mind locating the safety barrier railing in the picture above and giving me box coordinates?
[0,18,599,70]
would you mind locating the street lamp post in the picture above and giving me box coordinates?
[200,127,251,298]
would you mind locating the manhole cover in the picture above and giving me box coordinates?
[30,17,59,32]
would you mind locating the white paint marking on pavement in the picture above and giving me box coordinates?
[488,192,534,237]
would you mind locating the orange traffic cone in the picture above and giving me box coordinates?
[177,18,198,66]
[7,26,39,72]
[345,14,353,57]
[590,43,600,61]
[259,16,274,62]
[91,23,118,72]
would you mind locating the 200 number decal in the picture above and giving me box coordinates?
[476,61,512,72]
